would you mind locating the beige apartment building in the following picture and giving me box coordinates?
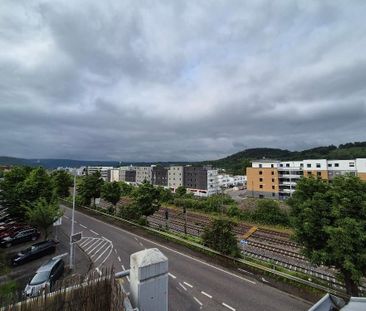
[247,158,366,200]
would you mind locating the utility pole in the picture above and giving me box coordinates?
[69,170,76,270]
[165,208,169,230]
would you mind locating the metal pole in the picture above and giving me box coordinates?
[69,171,76,270]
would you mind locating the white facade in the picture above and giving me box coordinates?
[356,159,366,173]
[303,159,328,171]
[207,169,219,196]
[136,166,153,184]
[109,169,120,182]
[167,166,183,190]
[217,174,246,188]
[86,166,113,181]
[252,161,280,168]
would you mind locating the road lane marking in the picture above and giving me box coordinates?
[64,215,69,219]
[80,224,87,229]
[117,256,121,262]
[139,242,144,247]
[96,267,102,276]
[94,245,112,262]
[127,276,130,282]
[183,281,193,288]
[178,282,187,291]
[98,245,114,267]
[201,291,212,299]
[63,206,256,285]
[222,302,236,311]
[91,242,109,258]
[81,237,97,248]
[90,229,99,235]
[79,237,91,247]
[168,273,176,279]
[114,249,118,254]
[87,239,105,254]
[238,268,253,275]
[122,265,125,270]
[85,239,102,252]
[193,297,203,308]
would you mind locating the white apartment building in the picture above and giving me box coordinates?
[109,168,120,182]
[167,166,184,191]
[217,174,246,188]
[206,169,219,196]
[86,166,114,181]
[135,166,153,184]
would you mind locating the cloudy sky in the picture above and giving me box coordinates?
[1,0,366,161]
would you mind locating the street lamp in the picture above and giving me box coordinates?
[69,169,76,270]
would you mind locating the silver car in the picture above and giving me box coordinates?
[24,257,64,297]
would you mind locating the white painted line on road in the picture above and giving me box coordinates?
[80,224,87,229]
[87,239,105,254]
[96,267,102,276]
[193,297,203,308]
[122,265,125,270]
[134,237,138,241]
[64,215,69,219]
[183,281,193,288]
[64,206,256,286]
[201,291,212,299]
[90,229,99,235]
[168,273,176,279]
[79,238,91,247]
[117,256,121,262]
[98,245,114,268]
[127,276,130,282]
[85,239,102,252]
[91,242,109,258]
[114,249,117,254]
[238,268,253,275]
[81,237,97,248]
[94,245,112,262]
[178,282,187,291]
[222,302,236,311]
[139,242,144,247]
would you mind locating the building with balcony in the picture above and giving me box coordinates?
[151,166,168,186]
[135,166,153,184]
[247,158,366,200]
[86,166,114,181]
[183,166,219,197]
[167,166,184,191]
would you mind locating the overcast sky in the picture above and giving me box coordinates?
[1,1,366,161]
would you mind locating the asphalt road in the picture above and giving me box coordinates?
[60,206,311,311]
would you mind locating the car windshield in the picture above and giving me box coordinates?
[20,245,36,255]
[30,271,49,285]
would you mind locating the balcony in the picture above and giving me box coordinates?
[279,181,297,186]
[278,174,302,178]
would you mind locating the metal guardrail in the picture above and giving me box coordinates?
[59,199,350,299]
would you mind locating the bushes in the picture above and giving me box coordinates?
[174,194,234,213]
[252,199,290,226]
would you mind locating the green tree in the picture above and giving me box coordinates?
[132,181,161,218]
[25,198,63,239]
[21,167,54,204]
[51,170,73,198]
[175,186,187,197]
[202,218,241,257]
[78,172,104,207]
[288,175,366,296]
[157,187,174,203]
[119,181,133,196]
[253,199,289,226]
[0,166,32,217]
[101,181,121,212]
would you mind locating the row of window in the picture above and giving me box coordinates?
[258,162,355,169]
[258,171,275,175]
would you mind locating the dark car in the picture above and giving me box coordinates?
[11,240,58,266]
[24,257,65,297]
[0,225,30,239]
[0,228,40,248]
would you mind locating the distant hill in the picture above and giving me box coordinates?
[200,141,366,175]
[1,141,366,174]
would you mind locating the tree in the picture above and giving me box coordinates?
[25,198,63,239]
[252,199,289,226]
[175,186,187,197]
[0,166,32,217]
[78,172,104,207]
[21,167,54,204]
[288,175,366,296]
[101,181,121,212]
[51,170,73,198]
[157,187,174,203]
[119,182,133,196]
[202,218,241,257]
[132,181,161,218]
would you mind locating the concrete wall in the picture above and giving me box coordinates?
[167,166,183,190]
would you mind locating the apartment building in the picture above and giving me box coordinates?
[183,166,219,197]
[167,166,184,190]
[247,158,366,200]
[109,168,120,182]
[217,174,246,188]
[151,166,168,186]
[86,166,113,181]
[135,166,153,184]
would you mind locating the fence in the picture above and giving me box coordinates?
[0,267,125,311]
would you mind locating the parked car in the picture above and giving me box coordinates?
[0,224,30,239]
[11,240,58,266]
[0,228,40,248]
[24,257,64,297]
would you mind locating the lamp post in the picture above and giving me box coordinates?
[69,170,76,270]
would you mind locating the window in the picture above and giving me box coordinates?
[335,163,339,167]
[317,171,322,177]
[272,185,275,190]
[286,163,290,167]
[272,178,275,182]
[259,185,263,189]
[272,193,275,197]
[307,164,311,168]
[328,163,332,167]
[259,164,262,168]
[271,171,274,175]
[349,162,355,167]
[316,163,321,168]
[307,172,312,176]
[259,178,263,182]
[280,164,283,167]
[259,194,264,198]
[259,171,263,175]
[271,164,274,168]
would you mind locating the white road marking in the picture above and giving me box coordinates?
[127,276,130,282]
[238,268,254,275]
[168,273,176,279]
[90,229,99,235]
[85,239,103,252]
[80,224,87,229]
[193,297,203,307]
[63,206,256,285]
[122,265,125,270]
[139,242,144,247]
[96,267,102,276]
[134,237,138,241]
[79,237,91,247]
[91,242,109,259]
[87,239,106,254]
[183,281,193,288]
[81,237,97,248]
[94,245,112,262]
[117,256,121,262]
[64,215,69,219]
[222,302,236,311]
[178,282,187,291]
[201,291,212,299]
[114,249,118,254]
[98,245,114,267]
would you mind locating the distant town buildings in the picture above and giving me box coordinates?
[247,158,366,200]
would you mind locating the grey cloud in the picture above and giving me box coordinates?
[0,0,366,161]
